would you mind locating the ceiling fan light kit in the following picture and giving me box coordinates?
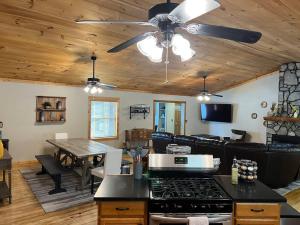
[197,95,210,102]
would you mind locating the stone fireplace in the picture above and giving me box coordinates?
[266,62,300,144]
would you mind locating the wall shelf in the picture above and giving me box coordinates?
[263,116,300,123]
[36,96,66,124]
[36,108,66,112]
[129,105,150,119]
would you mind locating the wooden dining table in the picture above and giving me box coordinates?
[47,138,120,190]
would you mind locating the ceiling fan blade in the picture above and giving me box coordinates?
[99,83,117,89]
[168,0,220,24]
[107,32,156,53]
[75,19,156,27]
[207,93,223,97]
[185,23,262,44]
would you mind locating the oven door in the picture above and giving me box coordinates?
[150,213,232,225]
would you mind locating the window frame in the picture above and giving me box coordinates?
[88,96,120,141]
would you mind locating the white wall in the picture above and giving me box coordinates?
[0,81,205,161]
[202,71,279,143]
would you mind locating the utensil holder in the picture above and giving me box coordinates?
[134,161,143,180]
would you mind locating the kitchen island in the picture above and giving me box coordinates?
[95,175,300,225]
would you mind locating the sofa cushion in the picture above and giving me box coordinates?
[225,142,267,151]
[268,143,300,151]
[151,132,174,140]
[151,132,174,154]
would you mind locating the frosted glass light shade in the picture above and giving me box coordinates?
[84,86,90,93]
[148,46,163,63]
[97,87,103,94]
[172,34,195,61]
[172,34,190,55]
[137,36,157,57]
[204,95,210,101]
[137,36,163,63]
[197,95,204,101]
[180,48,196,62]
[90,86,97,94]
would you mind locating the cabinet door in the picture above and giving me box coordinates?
[100,217,144,225]
[235,219,279,225]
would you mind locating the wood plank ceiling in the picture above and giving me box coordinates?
[0,0,299,96]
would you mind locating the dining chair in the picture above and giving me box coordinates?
[54,133,68,165]
[55,133,68,139]
[90,149,123,194]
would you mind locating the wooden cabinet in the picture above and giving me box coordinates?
[234,203,280,225]
[235,219,279,225]
[100,218,144,225]
[98,201,147,225]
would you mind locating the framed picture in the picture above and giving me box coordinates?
[0,122,3,128]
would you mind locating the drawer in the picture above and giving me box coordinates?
[235,203,280,219]
[235,218,279,225]
[100,201,145,217]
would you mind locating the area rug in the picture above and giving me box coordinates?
[20,168,94,213]
[274,179,300,196]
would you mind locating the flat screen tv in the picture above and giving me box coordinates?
[200,103,232,123]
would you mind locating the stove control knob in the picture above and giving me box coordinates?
[200,204,207,209]
[160,203,168,210]
[174,203,183,209]
[190,203,198,209]
[216,204,225,209]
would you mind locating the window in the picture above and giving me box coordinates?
[89,97,119,140]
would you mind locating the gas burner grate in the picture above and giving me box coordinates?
[150,178,228,200]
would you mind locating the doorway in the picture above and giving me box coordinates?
[153,100,186,135]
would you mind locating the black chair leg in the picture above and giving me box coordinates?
[91,175,95,194]
[49,175,66,195]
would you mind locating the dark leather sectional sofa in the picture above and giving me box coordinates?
[151,132,300,188]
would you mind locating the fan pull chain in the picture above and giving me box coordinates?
[164,39,169,84]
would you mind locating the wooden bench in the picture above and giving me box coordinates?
[35,155,67,195]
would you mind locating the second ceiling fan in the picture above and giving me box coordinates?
[76,0,262,63]
[197,74,223,101]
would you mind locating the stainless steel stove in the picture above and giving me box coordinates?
[148,154,233,225]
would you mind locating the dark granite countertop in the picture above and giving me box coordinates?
[94,175,149,201]
[214,175,286,203]
[94,174,287,203]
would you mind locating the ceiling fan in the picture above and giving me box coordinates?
[84,56,117,94]
[197,75,223,101]
[76,0,262,63]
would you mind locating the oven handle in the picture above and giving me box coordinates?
[150,215,231,224]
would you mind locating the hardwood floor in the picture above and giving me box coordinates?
[285,189,300,212]
[0,161,97,225]
[0,161,300,225]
